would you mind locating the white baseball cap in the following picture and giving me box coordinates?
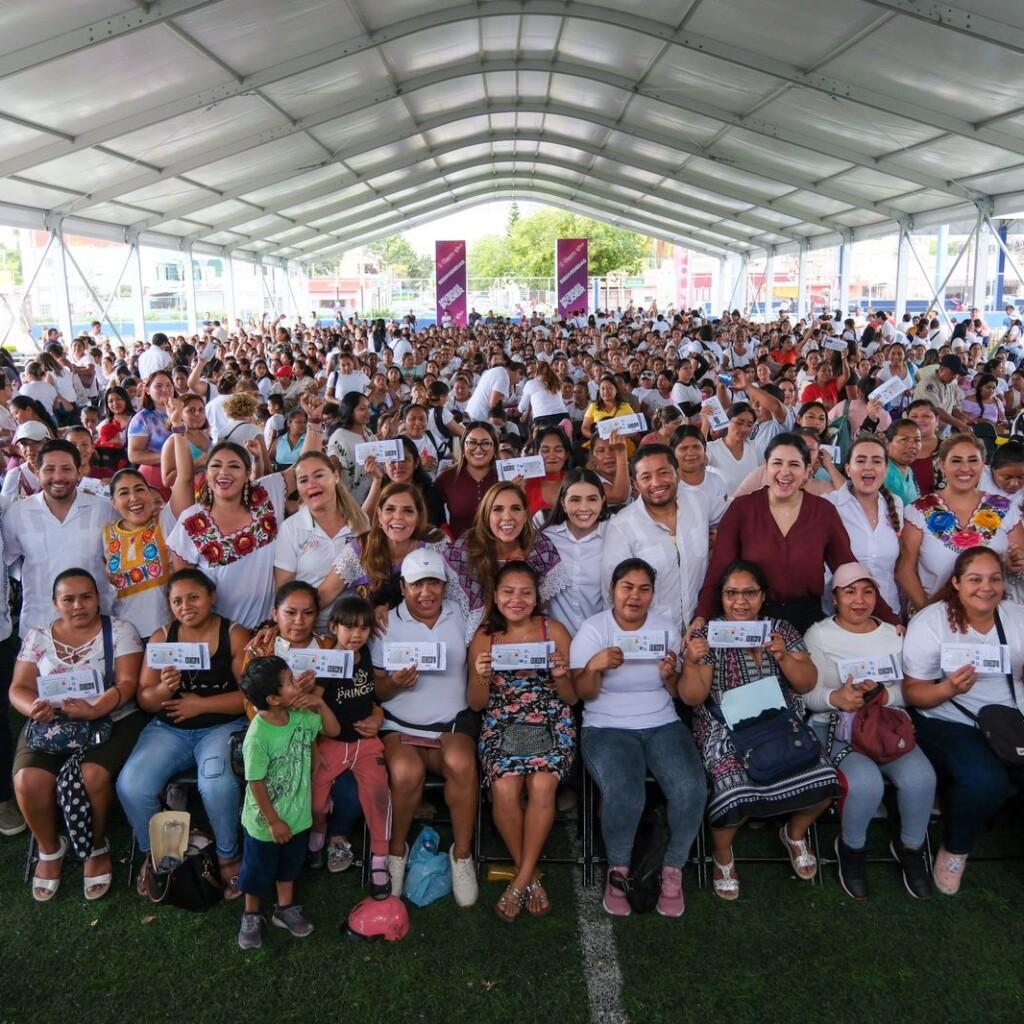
[14,421,51,443]
[401,547,447,584]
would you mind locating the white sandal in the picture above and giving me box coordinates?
[779,824,817,880]
[84,840,113,901]
[31,835,68,903]
[712,855,740,901]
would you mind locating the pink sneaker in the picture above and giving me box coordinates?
[657,865,685,918]
[602,866,631,917]
[932,847,967,896]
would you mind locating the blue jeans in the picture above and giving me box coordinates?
[911,710,1024,855]
[117,716,247,859]
[812,719,936,849]
[582,720,706,868]
[329,770,361,837]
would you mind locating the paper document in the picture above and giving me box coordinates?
[490,642,553,670]
[596,412,647,439]
[868,376,909,406]
[940,643,1011,675]
[719,675,788,730]
[823,337,848,352]
[496,455,545,481]
[708,620,771,648]
[613,630,670,660]
[283,647,354,679]
[383,642,447,672]
[36,669,103,705]
[701,396,730,432]
[355,439,405,464]
[835,654,903,685]
[147,643,211,671]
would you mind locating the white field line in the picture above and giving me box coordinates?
[565,820,629,1024]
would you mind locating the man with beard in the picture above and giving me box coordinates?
[3,439,113,636]
[600,444,713,638]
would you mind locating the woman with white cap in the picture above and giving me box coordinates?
[0,421,52,501]
[805,563,936,901]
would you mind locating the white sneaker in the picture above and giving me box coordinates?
[449,847,479,907]
[388,846,408,899]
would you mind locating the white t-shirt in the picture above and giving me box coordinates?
[570,609,680,730]
[263,413,285,449]
[370,600,469,739]
[678,468,729,526]
[166,473,287,629]
[466,366,511,421]
[902,601,1024,725]
[273,506,354,632]
[705,438,762,496]
[205,394,232,443]
[138,346,172,379]
[332,371,370,402]
[518,377,568,419]
[21,380,59,411]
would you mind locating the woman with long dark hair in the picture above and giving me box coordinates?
[326,390,376,502]
[127,370,175,498]
[434,421,500,538]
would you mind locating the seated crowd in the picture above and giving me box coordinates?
[3,302,1024,947]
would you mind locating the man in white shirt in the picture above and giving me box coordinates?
[138,333,173,379]
[601,445,713,636]
[3,438,113,636]
[370,548,478,907]
[466,356,515,421]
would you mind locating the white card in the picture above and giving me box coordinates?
[819,443,842,463]
[282,647,354,679]
[701,396,730,432]
[490,641,554,670]
[835,654,903,685]
[707,620,771,648]
[201,339,218,361]
[596,412,648,438]
[940,643,1011,675]
[823,337,848,352]
[613,629,670,660]
[355,439,404,464]
[147,642,211,671]
[383,642,447,672]
[36,669,103,705]
[868,376,910,406]
[496,455,546,482]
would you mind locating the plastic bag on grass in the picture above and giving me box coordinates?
[403,826,452,907]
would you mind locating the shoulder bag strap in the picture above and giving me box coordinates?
[994,610,1017,703]
[100,615,115,690]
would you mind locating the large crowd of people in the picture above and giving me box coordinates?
[3,300,1024,946]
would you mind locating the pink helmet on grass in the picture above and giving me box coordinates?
[346,896,410,942]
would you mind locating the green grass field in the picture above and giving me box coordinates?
[2,803,1023,1024]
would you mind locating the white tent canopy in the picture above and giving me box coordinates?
[2,0,1024,268]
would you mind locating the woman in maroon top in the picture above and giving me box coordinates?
[694,433,897,634]
[435,421,499,539]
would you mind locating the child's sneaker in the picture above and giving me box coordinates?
[271,903,314,938]
[326,839,353,873]
[238,912,263,950]
[449,847,479,907]
[656,865,685,918]
[368,856,392,900]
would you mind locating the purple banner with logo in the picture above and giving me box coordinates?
[556,238,589,318]
[435,240,468,327]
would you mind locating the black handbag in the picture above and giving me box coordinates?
[145,829,224,912]
[951,612,1024,766]
[710,702,821,785]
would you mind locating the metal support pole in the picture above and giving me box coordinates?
[131,242,147,341]
[796,244,808,319]
[97,243,135,334]
[1,233,55,348]
[837,234,853,318]
[971,210,990,314]
[51,226,74,342]
[935,224,949,308]
[894,226,910,322]
[225,255,237,326]
[995,221,1010,312]
[986,216,1024,296]
[712,256,725,317]
[61,244,124,343]
[906,221,979,330]
[185,247,199,335]
[763,251,775,319]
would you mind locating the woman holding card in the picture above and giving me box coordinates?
[804,564,934,901]
[896,434,1024,611]
[445,482,569,641]
[435,422,500,539]
[681,560,837,898]
[468,562,576,920]
[362,436,446,529]
[571,558,706,919]
[524,426,575,517]
[10,569,144,902]
[704,402,761,497]
[581,375,635,445]
[326,391,377,503]
[118,568,250,897]
[902,547,1024,895]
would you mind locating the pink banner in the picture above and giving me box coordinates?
[674,245,691,310]
[435,240,467,326]
[556,238,588,318]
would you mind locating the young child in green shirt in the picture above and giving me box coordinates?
[237,655,340,950]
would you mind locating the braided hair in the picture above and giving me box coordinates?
[846,434,902,533]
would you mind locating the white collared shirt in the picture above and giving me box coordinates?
[823,487,904,614]
[274,506,355,631]
[370,599,469,738]
[3,489,114,636]
[600,484,712,635]
[543,521,608,634]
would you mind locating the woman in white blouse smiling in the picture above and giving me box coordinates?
[542,469,609,634]
[824,434,903,615]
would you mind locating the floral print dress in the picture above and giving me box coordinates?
[904,492,1020,599]
[478,618,575,787]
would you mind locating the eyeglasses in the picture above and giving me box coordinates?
[465,439,494,450]
[722,588,762,600]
